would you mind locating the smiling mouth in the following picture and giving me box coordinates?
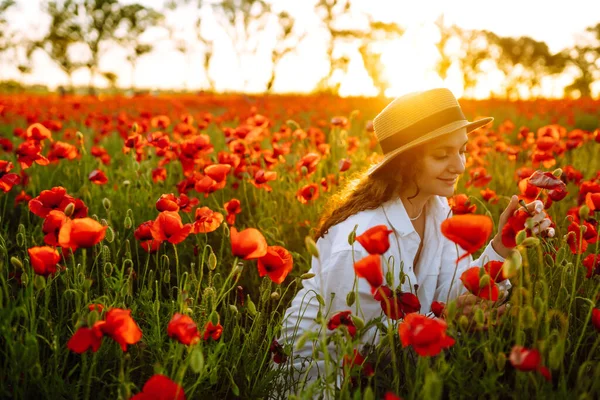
[438,178,456,184]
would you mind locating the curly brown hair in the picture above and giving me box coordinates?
[314,145,427,239]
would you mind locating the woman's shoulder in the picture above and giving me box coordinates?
[319,207,389,255]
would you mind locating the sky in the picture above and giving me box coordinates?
[2,0,600,98]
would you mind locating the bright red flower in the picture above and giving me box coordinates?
[156,194,180,212]
[167,313,200,345]
[338,158,351,172]
[88,303,104,313]
[16,140,49,169]
[151,211,192,245]
[383,392,403,400]
[480,188,499,204]
[28,186,70,218]
[460,267,499,301]
[131,374,186,400]
[88,169,108,185]
[58,218,107,252]
[592,309,600,332]
[465,167,492,188]
[67,322,105,353]
[449,194,477,214]
[566,221,588,254]
[430,301,445,318]
[26,123,52,141]
[0,160,20,193]
[14,190,32,206]
[327,310,357,337]
[483,260,510,283]
[585,192,600,212]
[152,167,167,183]
[42,210,68,246]
[583,254,600,278]
[250,169,277,192]
[353,254,383,289]
[500,209,531,248]
[269,339,288,364]
[373,285,421,320]
[202,321,223,341]
[193,207,224,234]
[342,349,374,377]
[230,227,268,260]
[204,163,231,182]
[441,215,493,262]
[355,225,394,255]
[296,183,319,204]
[134,221,161,253]
[47,141,79,162]
[257,246,293,284]
[528,170,566,191]
[224,198,242,225]
[548,186,568,201]
[296,153,320,176]
[399,314,455,356]
[28,246,60,276]
[99,308,143,352]
[509,345,541,371]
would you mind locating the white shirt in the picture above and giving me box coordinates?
[278,194,509,387]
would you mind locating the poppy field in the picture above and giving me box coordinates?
[0,93,600,400]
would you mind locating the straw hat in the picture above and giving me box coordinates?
[367,88,493,176]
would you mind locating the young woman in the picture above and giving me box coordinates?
[278,88,552,389]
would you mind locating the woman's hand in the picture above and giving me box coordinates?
[445,293,509,331]
[492,196,553,258]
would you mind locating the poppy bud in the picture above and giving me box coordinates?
[459,315,469,330]
[161,254,170,269]
[163,269,170,283]
[300,166,308,176]
[123,180,131,186]
[16,232,24,248]
[521,237,539,247]
[305,236,319,258]
[105,226,114,243]
[525,218,535,230]
[124,216,132,229]
[363,387,375,400]
[515,229,527,245]
[479,274,491,289]
[552,168,563,177]
[496,352,506,370]
[475,308,485,326]
[246,296,257,317]
[446,300,457,321]
[102,198,111,210]
[103,262,113,276]
[385,270,394,287]
[346,291,355,307]
[208,252,217,271]
[153,299,160,314]
[348,227,356,245]
[209,310,220,325]
[300,273,315,280]
[228,304,238,314]
[132,122,139,133]
[190,347,204,374]
[83,279,93,291]
[87,309,100,327]
[351,315,364,330]
[34,275,46,290]
[64,202,75,217]
[315,294,325,307]
[21,271,29,286]
[422,371,443,400]
[579,205,590,221]
[521,305,536,329]
[548,340,564,370]
[270,292,280,301]
[10,256,23,269]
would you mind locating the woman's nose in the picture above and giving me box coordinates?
[449,153,466,174]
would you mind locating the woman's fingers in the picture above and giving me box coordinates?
[532,218,552,234]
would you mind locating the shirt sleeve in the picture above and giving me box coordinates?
[434,234,511,304]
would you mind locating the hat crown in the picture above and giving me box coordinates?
[373,88,464,142]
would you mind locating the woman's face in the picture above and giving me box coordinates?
[414,127,468,197]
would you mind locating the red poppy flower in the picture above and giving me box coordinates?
[449,194,477,214]
[585,192,600,212]
[480,188,499,204]
[88,169,108,185]
[28,246,60,276]
[269,339,288,364]
[131,374,186,400]
[465,167,492,188]
[152,167,167,183]
[16,140,49,169]
[441,215,493,262]
[26,123,52,141]
[41,210,68,246]
[257,246,293,284]
[0,160,20,193]
[99,308,143,351]
[224,198,242,225]
[88,304,104,313]
[430,301,445,318]
[134,221,161,253]
[296,153,320,176]
[342,349,374,377]
[202,321,223,341]
[460,267,499,301]
[29,186,69,218]
[58,217,107,252]
[355,225,394,255]
[193,207,224,234]
[500,209,531,248]
[167,313,200,345]
[296,183,319,204]
[373,285,421,320]
[566,221,588,254]
[383,392,403,400]
[327,310,357,337]
[582,254,600,278]
[151,211,192,245]
[509,345,541,372]
[354,254,383,289]
[14,190,32,206]
[399,314,455,356]
[548,186,568,201]
[592,309,600,332]
[338,158,351,172]
[67,322,105,353]
[528,170,566,191]
[47,141,79,162]
[204,163,231,182]
[156,194,180,212]
[230,226,268,260]
[250,169,277,192]
[483,260,510,283]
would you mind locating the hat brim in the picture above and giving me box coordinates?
[367,117,493,177]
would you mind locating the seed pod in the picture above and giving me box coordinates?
[103,262,113,276]
[228,304,238,314]
[102,198,111,210]
[458,315,469,330]
[300,273,315,280]
[350,315,364,330]
[515,229,527,245]
[64,202,75,217]
[479,274,491,289]
[496,352,507,370]
[124,216,132,229]
[10,257,23,269]
[163,269,171,284]
[521,237,539,247]
[346,291,355,307]
[209,310,220,325]
[304,236,319,258]
[475,308,485,326]
[34,275,46,290]
[521,305,536,329]
[105,226,115,243]
[579,205,590,221]
[208,252,217,271]
[246,296,257,316]
[270,292,280,301]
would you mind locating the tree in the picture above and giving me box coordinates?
[358,19,404,97]
[116,3,164,90]
[451,26,490,98]
[314,0,362,94]
[265,11,306,93]
[0,0,15,54]
[485,32,566,99]
[562,45,597,98]
[434,14,453,81]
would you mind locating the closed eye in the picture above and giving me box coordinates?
[434,149,467,160]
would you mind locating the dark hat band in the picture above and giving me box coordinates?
[379,106,466,154]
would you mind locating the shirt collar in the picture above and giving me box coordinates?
[381,195,451,237]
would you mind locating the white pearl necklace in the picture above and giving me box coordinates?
[409,204,425,221]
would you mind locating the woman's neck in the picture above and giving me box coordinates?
[399,192,432,220]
